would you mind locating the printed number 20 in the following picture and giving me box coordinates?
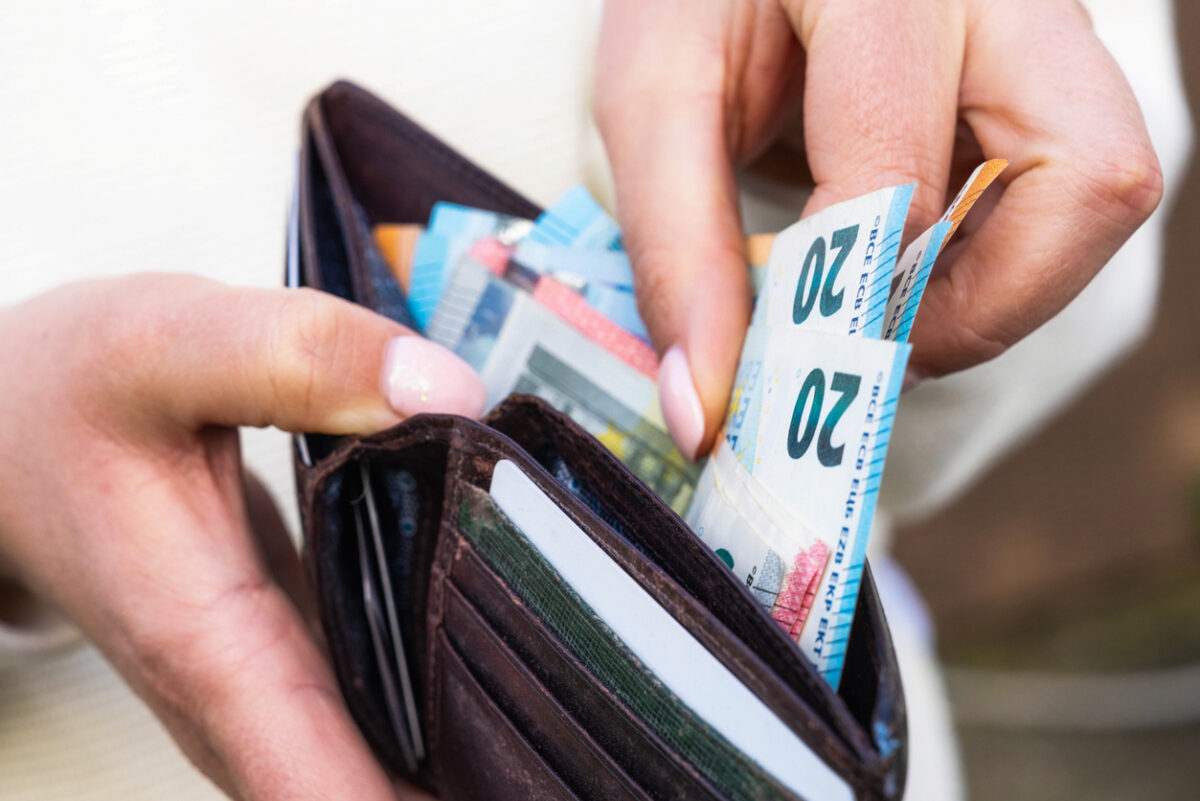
[787,369,861,467]
[793,225,860,325]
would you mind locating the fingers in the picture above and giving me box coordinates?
[908,0,1163,375]
[194,592,403,801]
[595,1,789,459]
[86,473,417,801]
[102,276,486,434]
[149,567,405,801]
[785,0,965,231]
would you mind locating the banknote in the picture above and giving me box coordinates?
[524,183,624,250]
[695,187,919,687]
[479,290,697,512]
[685,444,830,638]
[424,241,494,353]
[745,233,774,274]
[761,185,913,338]
[372,223,423,292]
[428,243,657,377]
[427,201,534,243]
[702,326,911,686]
[511,239,634,289]
[428,252,696,510]
[881,221,952,342]
[404,204,533,329]
[743,159,1006,304]
[938,158,1008,247]
[483,239,648,342]
[376,225,635,297]
[880,159,1008,341]
[746,332,910,685]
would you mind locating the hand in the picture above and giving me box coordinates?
[595,0,1162,460]
[0,275,485,800]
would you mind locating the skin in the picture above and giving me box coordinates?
[0,276,437,801]
[595,0,1164,457]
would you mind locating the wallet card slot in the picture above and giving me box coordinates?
[433,628,584,801]
[441,581,651,801]
[308,468,404,768]
[484,397,874,762]
[356,445,451,722]
[444,514,732,801]
[305,434,454,783]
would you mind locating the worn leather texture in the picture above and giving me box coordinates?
[292,80,907,801]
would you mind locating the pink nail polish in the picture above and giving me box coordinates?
[658,345,706,462]
[381,337,488,419]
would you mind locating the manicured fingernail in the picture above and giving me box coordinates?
[901,367,926,393]
[381,336,487,419]
[658,345,706,462]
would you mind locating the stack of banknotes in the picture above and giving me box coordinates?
[374,161,1004,688]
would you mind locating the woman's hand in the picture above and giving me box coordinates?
[0,275,485,801]
[595,0,1163,460]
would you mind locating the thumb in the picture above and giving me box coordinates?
[98,479,431,801]
[595,7,751,461]
[109,276,486,434]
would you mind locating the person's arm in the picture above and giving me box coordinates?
[595,0,1162,460]
[0,274,485,801]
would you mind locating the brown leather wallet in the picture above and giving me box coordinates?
[289,80,906,801]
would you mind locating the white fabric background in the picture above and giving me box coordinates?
[0,1,1188,799]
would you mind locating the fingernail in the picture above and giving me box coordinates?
[901,367,926,393]
[658,345,706,462]
[381,336,487,419]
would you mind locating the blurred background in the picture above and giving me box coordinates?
[895,5,1200,797]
